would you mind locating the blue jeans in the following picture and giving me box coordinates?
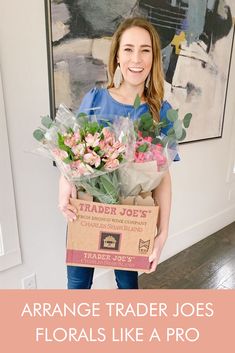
[67,266,138,289]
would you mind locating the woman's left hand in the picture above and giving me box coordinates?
[148,232,167,273]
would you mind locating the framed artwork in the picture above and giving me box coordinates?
[45,0,235,143]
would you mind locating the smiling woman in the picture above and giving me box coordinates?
[56,17,176,289]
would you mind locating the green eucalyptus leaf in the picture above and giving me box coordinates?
[161,136,169,147]
[142,120,152,130]
[167,109,178,122]
[159,118,169,128]
[178,128,187,141]
[33,129,45,141]
[154,126,160,136]
[167,128,176,137]
[173,120,183,140]
[140,112,152,121]
[133,94,141,109]
[183,113,192,128]
[152,137,162,145]
[41,115,53,129]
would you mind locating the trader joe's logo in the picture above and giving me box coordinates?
[99,232,121,251]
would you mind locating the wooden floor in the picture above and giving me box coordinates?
[139,222,235,289]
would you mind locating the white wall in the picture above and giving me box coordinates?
[0,1,234,289]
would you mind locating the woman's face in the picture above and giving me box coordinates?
[117,26,153,88]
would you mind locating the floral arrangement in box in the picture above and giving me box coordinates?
[33,98,192,203]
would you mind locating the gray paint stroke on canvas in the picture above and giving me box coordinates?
[49,0,235,142]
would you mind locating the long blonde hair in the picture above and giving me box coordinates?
[107,17,164,122]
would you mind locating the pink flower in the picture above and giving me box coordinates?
[52,148,68,160]
[98,139,106,150]
[83,151,101,168]
[70,161,94,176]
[85,132,100,147]
[113,141,126,153]
[104,147,120,160]
[64,131,80,148]
[143,136,153,143]
[134,152,145,163]
[72,143,85,156]
[102,127,115,144]
[104,158,119,170]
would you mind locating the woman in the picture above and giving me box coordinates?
[59,17,176,289]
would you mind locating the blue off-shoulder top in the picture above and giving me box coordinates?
[77,87,180,161]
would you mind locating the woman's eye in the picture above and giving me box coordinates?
[142,49,150,52]
[124,48,132,52]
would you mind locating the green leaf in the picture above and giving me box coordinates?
[57,133,73,158]
[173,120,183,140]
[133,94,141,109]
[152,137,163,145]
[139,115,153,130]
[62,157,72,164]
[140,112,152,121]
[178,128,187,141]
[159,118,169,128]
[41,115,53,129]
[77,112,87,118]
[99,174,119,202]
[137,143,149,152]
[154,126,160,136]
[167,109,178,122]
[183,113,192,128]
[167,128,176,137]
[142,131,149,137]
[33,129,45,141]
[161,136,169,147]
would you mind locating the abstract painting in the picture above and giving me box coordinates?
[45,0,235,142]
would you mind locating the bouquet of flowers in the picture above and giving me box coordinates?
[33,104,135,204]
[118,96,192,196]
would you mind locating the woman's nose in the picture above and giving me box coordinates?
[132,50,141,63]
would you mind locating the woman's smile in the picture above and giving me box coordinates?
[128,67,144,73]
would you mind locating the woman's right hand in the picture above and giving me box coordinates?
[58,175,78,222]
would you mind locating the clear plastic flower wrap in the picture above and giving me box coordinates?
[118,102,192,197]
[118,134,179,196]
[33,104,136,204]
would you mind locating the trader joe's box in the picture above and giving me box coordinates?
[66,195,159,272]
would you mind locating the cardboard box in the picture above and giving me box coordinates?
[66,197,159,272]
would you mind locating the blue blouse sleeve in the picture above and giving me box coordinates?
[75,87,100,115]
[160,101,180,161]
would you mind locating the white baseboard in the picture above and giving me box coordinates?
[92,204,235,288]
[160,204,235,263]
